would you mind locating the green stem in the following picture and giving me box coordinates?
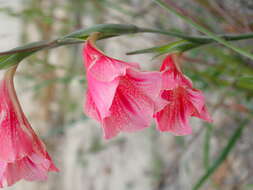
[154,0,253,60]
[1,24,253,70]
[140,27,253,43]
[1,24,253,56]
[138,28,206,42]
[0,40,59,56]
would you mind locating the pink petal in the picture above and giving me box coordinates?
[87,74,119,119]
[125,69,167,112]
[84,90,101,121]
[155,88,193,135]
[161,55,192,89]
[0,163,7,188]
[186,88,212,122]
[102,85,153,139]
[102,69,164,139]
[0,80,34,162]
[155,106,192,135]
[155,86,212,135]
[1,152,57,187]
[192,106,213,122]
[185,88,206,113]
[83,40,139,82]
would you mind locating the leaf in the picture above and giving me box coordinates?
[0,52,34,70]
[236,77,253,91]
[192,120,248,190]
[127,40,204,56]
[61,23,139,40]
[0,41,57,70]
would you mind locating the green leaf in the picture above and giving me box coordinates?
[192,120,248,190]
[0,41,57,70]
[0,52,34,70]
[236,77,253,91]
[127,40,203,56]
[61,23,139,41]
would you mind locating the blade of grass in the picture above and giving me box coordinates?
[127,40,201,55]
[193,120,248,190]
[203,124,213,170]
[154,0,253,60]
[127,33,253,56]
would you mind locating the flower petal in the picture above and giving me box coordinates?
[155,105,192,135]
[161,55,192,89]
[83,40,139,82]
[0,163,7,188]
[0,80,34,162]
[1,152,57,187]
[102,69,164,139]
[155,88,193,135]
[102,85,153,139]
[125,69,167,112]
[84,90,101,121]
[87,74,119,119]
[186,88,212,122]
[192,105,213,122]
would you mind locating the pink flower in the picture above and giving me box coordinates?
[83,33,165,139]
[154,54,212,135]
[0,66,58,188]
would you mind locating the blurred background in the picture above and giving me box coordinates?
[0,0,253,189]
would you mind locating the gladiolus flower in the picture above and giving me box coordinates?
[0,66,58,188]
[83,33,165,139]
[154,54,212,135]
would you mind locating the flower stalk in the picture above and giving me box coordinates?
[0,23,253,63]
